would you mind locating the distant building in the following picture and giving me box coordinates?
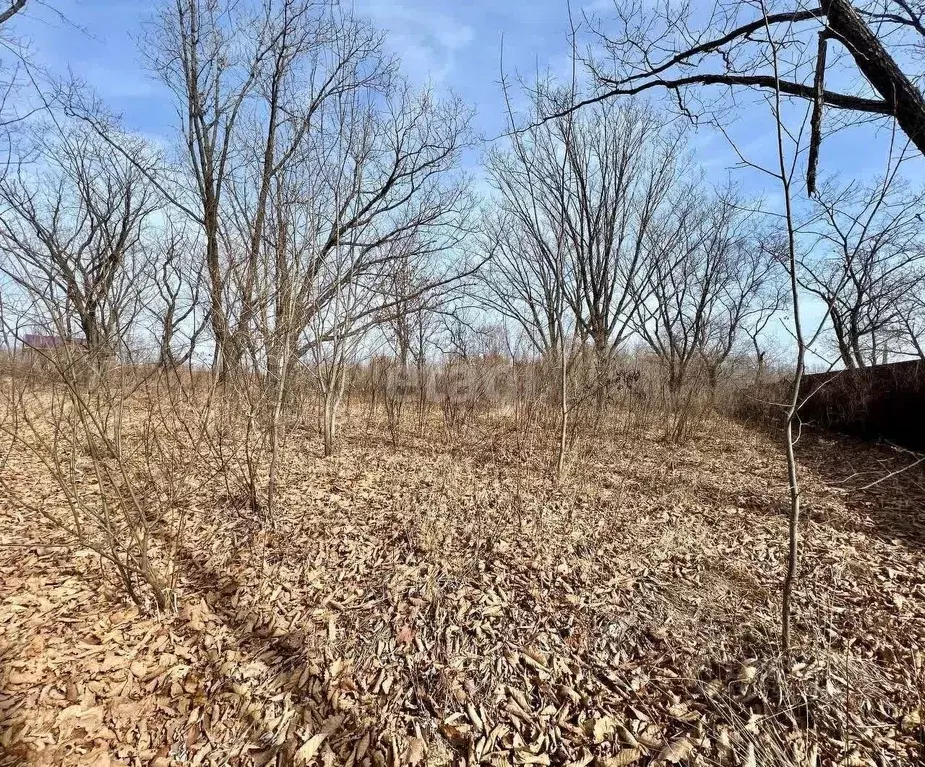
[23,334,69,350]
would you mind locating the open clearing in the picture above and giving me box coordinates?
[2,412,924,766]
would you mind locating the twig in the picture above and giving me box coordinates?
[858,454,925,490]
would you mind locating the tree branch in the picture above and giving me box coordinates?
[542,73,891,127]
[0,0,27,28]
[807,32,830,196]
[614,7,825,88]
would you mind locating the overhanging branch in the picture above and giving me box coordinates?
[615,7,825,87]
[542,74,891,125]
[807,32,830,196]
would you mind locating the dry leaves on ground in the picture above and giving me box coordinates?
[1,412,924,766]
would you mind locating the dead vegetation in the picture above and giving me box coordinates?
[2,0,925,764]
[2,400,924,767]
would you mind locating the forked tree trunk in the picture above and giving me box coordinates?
[322,364,347,458]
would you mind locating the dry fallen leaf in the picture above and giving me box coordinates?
[655,736,692,764]
[605,748,644,767]
[593,715,617,744]
[295,733,327,765]
[396,624,415,645]
[406,736,426,765]
[439,721,472,748]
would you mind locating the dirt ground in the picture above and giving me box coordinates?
[2,409,924,766]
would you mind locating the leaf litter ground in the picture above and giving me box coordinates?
[2,412,924,766]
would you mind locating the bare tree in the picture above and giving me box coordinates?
[753,1,810,654]
[577,0,925,185]
[484,81,579,477]
[219,0,392,371]
[798,173,925,367]
[703,260,787,388]
[291,82,474,361]
[487,92,685,373]
[382,238,453,435]
[561,102,687,373]
[0,123,159,371]
[0,0,31,177]
[142,0,269,373]
[307,243,367,458]
[138,0,390,373]
[150,216,209,369]
[477,208,566,360]
[636,190,711,394]
[631,188,781,440]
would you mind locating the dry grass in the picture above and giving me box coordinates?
[1,402,924,766]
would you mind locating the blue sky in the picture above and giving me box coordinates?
[6,0,922,367]
[8,0,908,191]
[8,0,571,137]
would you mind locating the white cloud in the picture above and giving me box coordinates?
[82,65,161,101]
[355,0,475,83]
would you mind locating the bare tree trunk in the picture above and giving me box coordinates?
[850,326,867,370]
[782,368,804,653]
[323,388,338,458]
[266,347,290,517]
[831,310,856,370]
[822,0,925,155]
[764,5,807,654]
[417,355,427,436]
[556,344,568,481]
